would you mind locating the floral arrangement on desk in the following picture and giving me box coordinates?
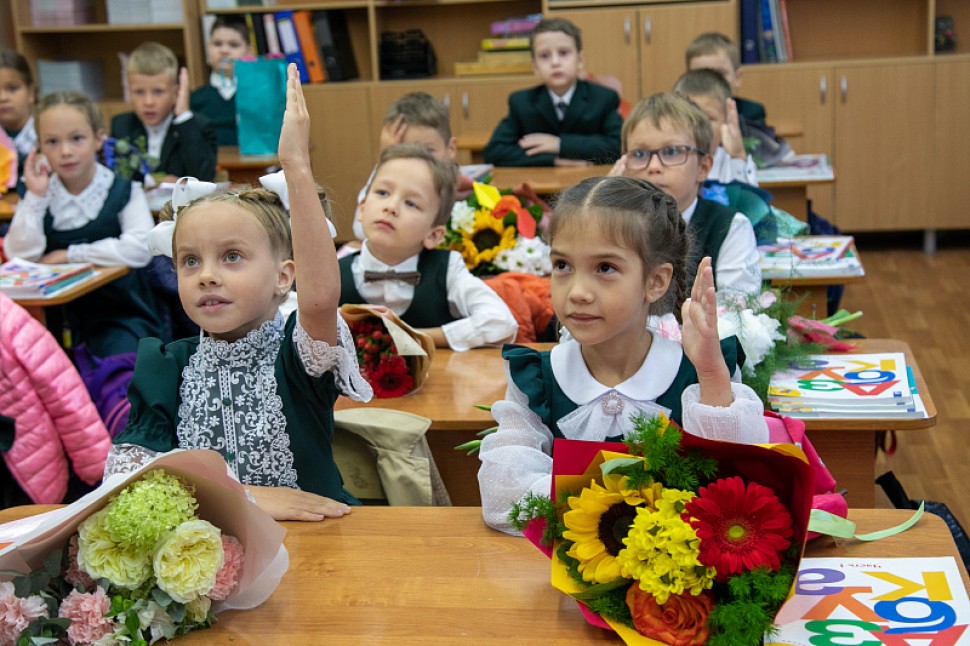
[0,450,286,646]
[102,136,159,183]
[340,303,434,399]
[441,181,551,276]
[510,413,814,645]
[652,289,861,405]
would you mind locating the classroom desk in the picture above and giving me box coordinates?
[767,242,866,319]
[10,266,130,327]
[217,147,280,186]
[0,506,963,643]
[489,164,613,196]
[336,339,935,508]
[757,155,835,221]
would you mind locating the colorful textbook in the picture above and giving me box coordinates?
[768,353,926,419]
[759,235,864,279]
[0,258,95,298]
[767,557,969,644]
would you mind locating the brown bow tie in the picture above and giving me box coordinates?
[364,269,422,285]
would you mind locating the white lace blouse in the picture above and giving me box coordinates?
[477,335,768,534]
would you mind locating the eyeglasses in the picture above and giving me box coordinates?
[626,145,705,169]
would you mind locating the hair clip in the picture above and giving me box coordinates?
[259,170,338,239]
[146,177,218,258]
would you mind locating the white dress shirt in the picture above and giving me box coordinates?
[682,197,762,296]
[710,146,759,186]
[547,84,577,120]
[4,163,154,267]
[349,242,518,352]
[144,111,195,160]
[210,71,237,101]
[477,334,769,533]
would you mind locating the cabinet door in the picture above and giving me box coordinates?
[639,2,736,96]
[933,58,970,229]
[553,8,640,102]
[452,78,536,135]
[305,84,375,238]
[832,62,933,231]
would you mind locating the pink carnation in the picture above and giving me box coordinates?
[207,535,244,601]
[65,534,96,590]
[0,581,48,644]
[58,587,114,645]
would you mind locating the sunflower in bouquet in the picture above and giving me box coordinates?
[510,414,814,646]
[441,182,550,276]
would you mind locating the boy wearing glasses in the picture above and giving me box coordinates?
[611,92,761,295]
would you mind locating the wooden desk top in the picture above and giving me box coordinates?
[10,266,130,308]
[489,164,613,195]
[337,339,936,434]
[0,507,963,642]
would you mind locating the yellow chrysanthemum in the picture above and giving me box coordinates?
[459,209,516,270]
[617,487,716,604]
[562,475,663,584]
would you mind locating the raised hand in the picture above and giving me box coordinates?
[379,114,408,150]
[248,486,352,522]
[22,148,51,198]
[175,67,190,117]
[681,257,732,406]
[278,63,311,171]
[607,153,628,176]
[722,97,746,159]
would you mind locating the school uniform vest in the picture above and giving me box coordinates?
[190,84,237,147]
[502,337,739,441]
[688,198,737,290]
[338,249,458,328]
[43,176,162,357]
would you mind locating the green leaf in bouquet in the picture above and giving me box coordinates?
[501,212,517,228]
[124,608,142,636]
[569,575,629,600]
[151,586,174,607]
[598,457,643,477]
[43,547,63,578]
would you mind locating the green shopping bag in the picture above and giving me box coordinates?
[235,58,287,155]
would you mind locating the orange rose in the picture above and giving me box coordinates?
[491,195,523,219]
[626,585,713,646]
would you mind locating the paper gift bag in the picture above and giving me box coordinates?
[235,58,287,156]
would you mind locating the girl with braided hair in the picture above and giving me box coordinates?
[478,175,768,534]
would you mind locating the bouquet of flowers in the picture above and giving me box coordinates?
[0,128,15,194]
[102,136,159,182]
[510,413,814,645]
[340,304,434,398]
[0,450,287,645]
[441,181,551,276]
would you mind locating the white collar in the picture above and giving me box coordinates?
[210,71,237,101]
[49,163,115,218]
[681,197,699,223]
[547,84,577,109]
[146,112,174,138]
[359,241,420,272]
[11,115,36,156]
[551,333,683,404]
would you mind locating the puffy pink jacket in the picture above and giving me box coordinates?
[0,293,111,503]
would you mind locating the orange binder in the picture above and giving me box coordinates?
[293,10,326,83]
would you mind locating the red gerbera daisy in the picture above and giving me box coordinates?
[369,355,414,398]
[683,476,793,580]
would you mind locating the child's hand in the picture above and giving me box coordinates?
[175,67,190,117]
[681,257,732,406]
[608,154,628,176]
[519,133,560,156]
[22,149,51,197]
[379,114,408,150]
[40,249,69,264]
[278,63,311,171]
[248,485,352,522]
[722,98,746,159]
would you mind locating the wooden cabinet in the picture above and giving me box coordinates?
[933,58,970,229]
[551,1,736,101]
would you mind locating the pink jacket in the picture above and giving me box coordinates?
[0,294,111,503]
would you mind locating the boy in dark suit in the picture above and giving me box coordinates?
[483,18,622,167]
[111,42,217,182]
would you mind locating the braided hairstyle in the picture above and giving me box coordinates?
[550,176,692,322]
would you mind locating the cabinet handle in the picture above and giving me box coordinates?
[461,92,469,119]
[643,18,652,45]
[840,75,847,104]
[443,93,450,110]
[623,17,631,44]
[819,76,827,105]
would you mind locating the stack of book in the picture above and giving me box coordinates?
[36,59,105,100]
[0,259,95,298]
[740,0,792,63]
[106,0,182,24]
[758,235,864,279]
[454,14,541,77]
[756,153,833,181]
[30,0,94,26]
[768,353,926,419]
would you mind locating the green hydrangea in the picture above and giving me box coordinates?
[103,470,198,554]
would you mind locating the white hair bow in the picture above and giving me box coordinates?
[259,170,338,238]
[147,177,218,258]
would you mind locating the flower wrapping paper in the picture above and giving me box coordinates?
[525,433,815,645]
[340,303,435,395]
[0,449,288,612]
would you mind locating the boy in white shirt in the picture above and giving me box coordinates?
[338,144,517,351]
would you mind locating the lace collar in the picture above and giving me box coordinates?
[551,333,683,404]
[196,313,285,366]
[48,163,115,218]
[359,241,419,272]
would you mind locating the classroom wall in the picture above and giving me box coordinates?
[0,2,14,50]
